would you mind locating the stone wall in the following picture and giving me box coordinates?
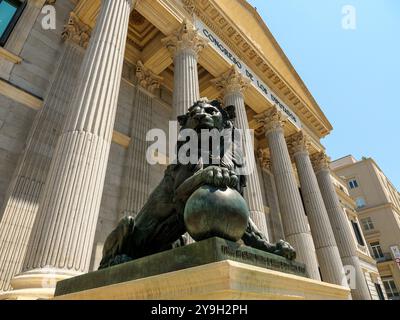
[9,0,74,98]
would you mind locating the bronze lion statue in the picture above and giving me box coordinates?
[99,99,295,269]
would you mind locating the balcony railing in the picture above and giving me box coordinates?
[375,253,393,263]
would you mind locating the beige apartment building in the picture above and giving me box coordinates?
[332,155,400,300]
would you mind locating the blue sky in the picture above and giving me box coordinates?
[247,0,400,190]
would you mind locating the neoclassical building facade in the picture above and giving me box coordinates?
[0,0,381,299]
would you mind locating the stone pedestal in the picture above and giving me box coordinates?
[54,237,307,297]
[54,260,350,300]
[53,238,350,300]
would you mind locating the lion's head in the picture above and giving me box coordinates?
[175,100,245,192]
[177,99,236,132]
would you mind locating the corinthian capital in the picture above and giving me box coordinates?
[62,12,91,49]
[212,66,251,97]
[136,61,163,93]
[254,106,287,135]
[287,131,311,156]
[311,151,331,172]
[257,149,272,172]
[162,20,208,58]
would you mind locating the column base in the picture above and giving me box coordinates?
[0,268,81,300]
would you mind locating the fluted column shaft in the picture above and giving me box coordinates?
[163,21,207,118]
[119,62,161,218]
[258,153,285,243]
[22,0,134,274]
[313,152,371,300]
[173,48,199,117]
[119,89,152,217]
[213,67,269,240]
[288,133,346,286]
[0,12,91,292]
[256,109,320,280]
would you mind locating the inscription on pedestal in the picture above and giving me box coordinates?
[219,244,307,276]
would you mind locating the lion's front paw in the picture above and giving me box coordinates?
[274,240,296,261]
[202,166,238,188]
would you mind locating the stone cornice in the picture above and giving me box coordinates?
[135,60,164,93]
[211,66,251,96]
[188,0,332,138]
[311,151,331,172]
[161,20,208,58]
[254,107,287,136]
[62,12,92,49]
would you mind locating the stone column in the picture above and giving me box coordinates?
[0,13,89,293]
[162,20,207,119]
[213,66,269,240]
[119,61,162,218]
[257,150,285,243]
[287,131,347,286]
[10,0,134,299]
[312,152,371,300]
[255,107,320,280]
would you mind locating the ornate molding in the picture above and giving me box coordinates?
[254,106,287,136]
[61,12,92,49]
[211,66,251,97]
[135,61,163,93]
[161,20,208,58]
[182,0,196,19]
[257,149,272,172]
[287,131,311,157]
[311,151,331,172]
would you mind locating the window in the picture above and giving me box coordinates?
[356,197,366,209]
[375,283,385,300]
[0,0,26,46]
[348,179,359,189]
[361,217,374,231]
[383,279,399,299]
[370,242,384,259]
[351,221,365,246]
